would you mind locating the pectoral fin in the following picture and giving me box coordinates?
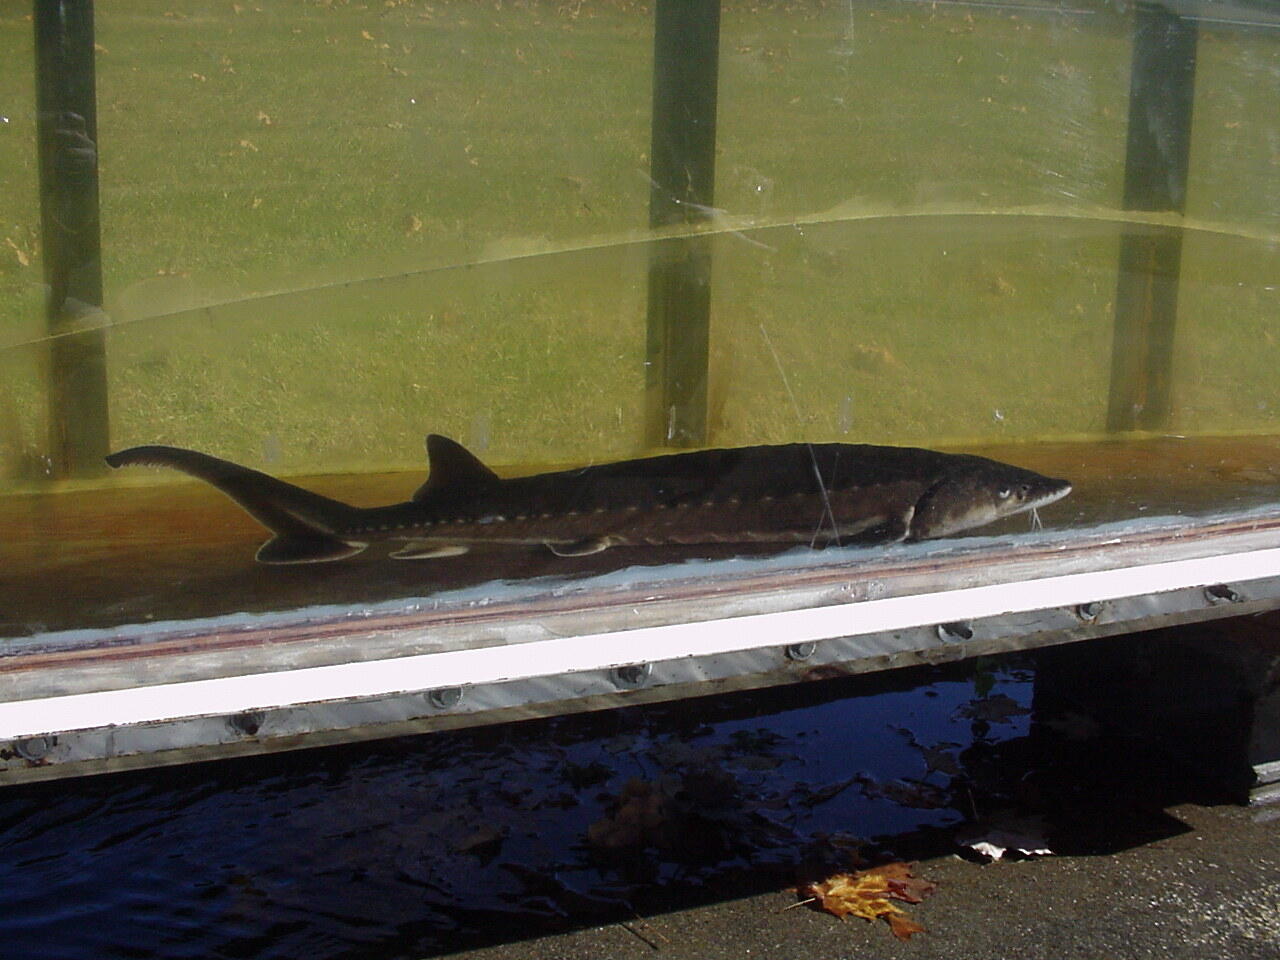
[389,542,471,560]
[546,537,613,557]
[834,509,913,546]
[867,508,914,544]
[257,535,366,564]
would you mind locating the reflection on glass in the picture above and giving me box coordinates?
[0,0,1277,637]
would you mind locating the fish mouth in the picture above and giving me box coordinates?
[1009,480,1072,524]
[1031,480,1073,510]
[1029,481,1070,512]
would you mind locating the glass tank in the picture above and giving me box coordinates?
[2,0,1279,638]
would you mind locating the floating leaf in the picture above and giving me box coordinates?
[954,693,1030,724]
[856,773,948,809]
[451,824,504,858]
[894,727,963,778]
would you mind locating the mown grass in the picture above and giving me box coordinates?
[1,0,1277,484]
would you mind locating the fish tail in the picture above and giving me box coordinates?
[105,445,366,563]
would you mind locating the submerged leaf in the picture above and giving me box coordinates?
[587,777,666,851]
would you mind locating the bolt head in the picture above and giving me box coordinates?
[611,663,652,689]
[427,687,464,710]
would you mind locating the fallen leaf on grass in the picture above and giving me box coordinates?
[796,862,936,940]
[850,342,900,372]
[4,237,31,268]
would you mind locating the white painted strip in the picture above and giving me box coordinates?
[3,546,1280,741]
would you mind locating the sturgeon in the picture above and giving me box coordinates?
[104,436,1072,564]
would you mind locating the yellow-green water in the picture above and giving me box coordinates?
[2,0,1279,626]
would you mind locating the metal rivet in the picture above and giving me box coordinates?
[15,736,55,761]
[1205,584,1241,605]
[1076,601,1103,621]
[785,642,817,661]
[228,711,264,737]
[611,663,652,689]
[937,621,974,643]
[427,687,464,710]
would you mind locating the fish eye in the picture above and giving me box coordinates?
[997,487,1012,499]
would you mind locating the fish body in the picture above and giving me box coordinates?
[104,436,1071,564]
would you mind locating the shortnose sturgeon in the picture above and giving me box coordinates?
[105,436,1072,564]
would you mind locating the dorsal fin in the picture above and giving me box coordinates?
[413,434,500,501]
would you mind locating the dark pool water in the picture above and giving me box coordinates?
[0,647,1223,960]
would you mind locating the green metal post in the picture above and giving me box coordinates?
[34,0,110,476]
[1107,3,1198,433]
[644,0,720,448]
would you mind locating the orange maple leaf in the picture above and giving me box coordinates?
[888,913,927,939]
[797,862,935,940]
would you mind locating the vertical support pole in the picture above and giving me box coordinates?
[34,0,110,476]
[644,0,720,448]
[1106,3,1198,433]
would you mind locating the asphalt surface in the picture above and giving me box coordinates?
[448,801,1280,960]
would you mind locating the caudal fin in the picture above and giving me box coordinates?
[105,445,366,564]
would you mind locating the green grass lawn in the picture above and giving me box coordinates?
[1,0,1278,485]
